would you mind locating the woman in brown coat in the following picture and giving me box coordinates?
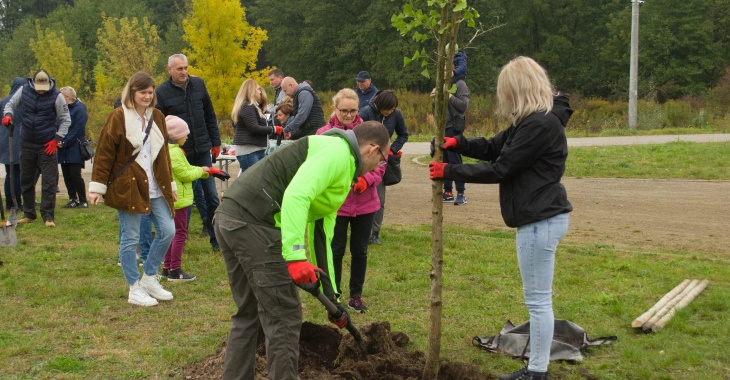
[89,72,177,307]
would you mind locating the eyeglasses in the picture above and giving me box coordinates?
[370,144,387,166]
[337,107,359,116]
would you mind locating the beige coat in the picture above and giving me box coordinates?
[89,105,176,216]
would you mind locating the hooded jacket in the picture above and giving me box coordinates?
[169,143,209,209]
[0,78,24,164]
[443,95,573,227]
[317,114,384,217]
[358,96,409,153]
[57,99,88,164]
[284,82,326,140]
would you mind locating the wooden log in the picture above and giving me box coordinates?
[651,279,710,332]
[642,279,700,331]
[632,279,691,329]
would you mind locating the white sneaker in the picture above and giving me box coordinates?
[140,273,174,301]
[128,280,158,307]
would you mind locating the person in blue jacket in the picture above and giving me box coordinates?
[57,86,89,208]
[0,77,24,210]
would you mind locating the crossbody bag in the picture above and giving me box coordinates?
[107,117,154,186]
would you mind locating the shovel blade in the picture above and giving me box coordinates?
[8,208,20,225]
[0,225,17,247]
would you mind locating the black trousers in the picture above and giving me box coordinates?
[4,164,22,209]
[60,163,86,202]
[20,140,58,221]
[331,212,376,297]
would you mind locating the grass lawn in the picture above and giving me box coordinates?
[1,142,728,379]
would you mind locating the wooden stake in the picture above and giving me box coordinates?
[642,279,700,331]
[632,279,691,329]
[651,279,710,332]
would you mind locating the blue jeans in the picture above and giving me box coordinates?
[236,150,265,173]
[515,213,569,372]
[138,214,153,262]
[187,152,219,246]
[118,197,175,285]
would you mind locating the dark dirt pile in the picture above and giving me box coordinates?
[184,321,490,379]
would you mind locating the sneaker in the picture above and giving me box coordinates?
[442,191,454,202]
[454,193,467,206]
[44,220,56,227]
[168,268,196,282]
[63,200,78,208]
[77,202,88,208]
[348,296,369,313]
[128,280,158,307]
[201,226,209,237]
[139,273,173,301]
[499,367,549,380]
[368,232,381,245]
[212,243,221,252]
[17,217,36,224]
[161,268,169,277]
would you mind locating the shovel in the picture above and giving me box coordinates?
[7,122,20,224]
[296,269,367,352]
[0,189,17,247]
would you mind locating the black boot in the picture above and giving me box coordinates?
[499,367,549,380]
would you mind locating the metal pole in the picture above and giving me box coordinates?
[628,0,642,130]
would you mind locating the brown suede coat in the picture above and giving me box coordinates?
[89,106,175,216]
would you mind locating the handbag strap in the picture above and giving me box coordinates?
[107,116,154,186]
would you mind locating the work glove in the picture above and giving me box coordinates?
[352,176,367,194]
[44,139,59,155]
[327,302,349,329]
[2,115,12,127]
[274,125,284,135]
[389,149,402,157]
[211,146,221,159]
[429,161,447,180]
[441,136,458,150]
[207,167,230,181]
[287,260,319,284]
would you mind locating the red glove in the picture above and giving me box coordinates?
[274,126,284,135]
[287,261,319,284]
[441,136,458,150]
[389,150,403,156]
[429,161,447,180]
[352,176,367,194]
[44,139,59,155]
[327,310,348,329]
[1,115,12,127]
[208,167,231,180]
[211,146,221,159]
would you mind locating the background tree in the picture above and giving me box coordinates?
[93,15,161,105]
[183,0,269,118]
[392,0,481,378]
[29,20,82,91]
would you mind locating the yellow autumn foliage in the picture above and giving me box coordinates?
[30,21,82,92]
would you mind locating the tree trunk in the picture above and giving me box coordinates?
[422,3,460,379]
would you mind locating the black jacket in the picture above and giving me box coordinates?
[233,102,272,147]
[444,95,573,227]
[155,76,220,156]
[358,96,409,153]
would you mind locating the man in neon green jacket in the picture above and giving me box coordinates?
[214,121,390,379]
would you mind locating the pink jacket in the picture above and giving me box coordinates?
[317,114,385,217]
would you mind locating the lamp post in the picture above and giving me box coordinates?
[628,0,643,130]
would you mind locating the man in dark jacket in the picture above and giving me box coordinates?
[280,77,326,140]
[0,78,24,210]
[156,53,221,250]
[355,71,378,110]
[2,70,70,226]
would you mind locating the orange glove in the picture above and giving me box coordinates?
[44,139,59,155]
[287,261,319,284]
[1,115,12,127]
[274,126,284,135]
[441,136,458,150]
[352,176,367,194]
[327,309,349,329]
[211,146,221,159]
[429,161,447,180]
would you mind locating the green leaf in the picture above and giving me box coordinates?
[448,84,457,93]
[404,56,412,67]
[421,68,430,78]
[403,3,414,17]
[454,0,467,12]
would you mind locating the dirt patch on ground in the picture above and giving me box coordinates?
[185,322,489,380]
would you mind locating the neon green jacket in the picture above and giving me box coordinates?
[218,130,362,297]
[168,143,209,210]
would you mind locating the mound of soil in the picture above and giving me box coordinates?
[184,321,489,379]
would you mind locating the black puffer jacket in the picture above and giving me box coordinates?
[233,102,272,147]
[443,95,573,227]
[155,76,221,156]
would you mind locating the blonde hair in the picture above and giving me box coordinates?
[121,72,157,109]
[496,56,553,124]
[331,88,358,108]
[231,79,268,123]
[59,86,77,101]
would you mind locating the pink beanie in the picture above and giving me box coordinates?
[166,115,189,141]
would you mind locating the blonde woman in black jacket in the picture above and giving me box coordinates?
[430,56,572,380]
